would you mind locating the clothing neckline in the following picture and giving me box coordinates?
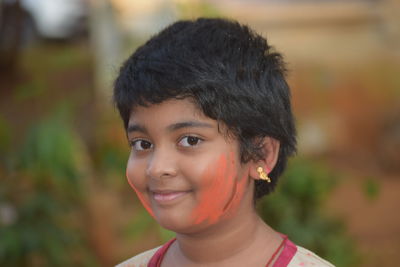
[148,235,297,267]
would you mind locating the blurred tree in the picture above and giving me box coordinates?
[0,113,98,267]
[0,0,23,79]
[89,0,121,107]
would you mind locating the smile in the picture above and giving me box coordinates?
[151,190,191,204]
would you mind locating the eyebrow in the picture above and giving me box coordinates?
[127,121,214,134]
[167,121,214,131]
[127,124,147,134]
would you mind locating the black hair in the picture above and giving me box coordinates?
[114,18,296,199]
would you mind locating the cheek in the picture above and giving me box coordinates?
[190,153,244,225]
[126,157,155,218]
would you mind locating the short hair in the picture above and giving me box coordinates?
[114,18,297,199]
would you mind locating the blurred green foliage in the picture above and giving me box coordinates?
[176,1,221,19]
[258,158,359,267]
[0,113,97,267]
[362,177,380,201]
[124,208,154,241]
[14,80,46,101]
[0,115,11,153]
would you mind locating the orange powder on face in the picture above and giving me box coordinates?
[222,170,247,213]
[190,153,243,225]
[126,172,155,218]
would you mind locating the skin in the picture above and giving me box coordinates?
[126,98,282,266]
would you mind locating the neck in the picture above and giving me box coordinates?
[173,206,279,265]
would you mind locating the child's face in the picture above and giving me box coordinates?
[126,98,254,233]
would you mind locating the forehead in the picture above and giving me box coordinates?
[128,98,211,126]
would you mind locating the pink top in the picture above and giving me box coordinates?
[148,237,298,267]
[147,238,175,267]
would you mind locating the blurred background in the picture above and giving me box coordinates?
[0,0,399,266]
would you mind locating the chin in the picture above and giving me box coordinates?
[156,215,203,235]
[159,216,223,236]
[155,212,184,229]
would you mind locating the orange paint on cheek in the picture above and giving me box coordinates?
[190,153,237,225]
[126,171,155,218]
[222,171,247,213]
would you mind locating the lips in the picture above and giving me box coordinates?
[151,190,190,203]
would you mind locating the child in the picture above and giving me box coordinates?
[114,18,334,267]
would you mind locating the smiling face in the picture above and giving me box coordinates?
[126,98,255,234]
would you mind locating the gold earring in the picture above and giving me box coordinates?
[257,167,271,183]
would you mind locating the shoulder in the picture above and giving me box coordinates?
[115,246,161,267]
[288,245,335,267]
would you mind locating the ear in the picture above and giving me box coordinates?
[248,137,280,181]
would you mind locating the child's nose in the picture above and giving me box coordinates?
[146,148,178,179]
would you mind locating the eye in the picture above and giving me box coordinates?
[131,139,153,151]
[178,136,202,147]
